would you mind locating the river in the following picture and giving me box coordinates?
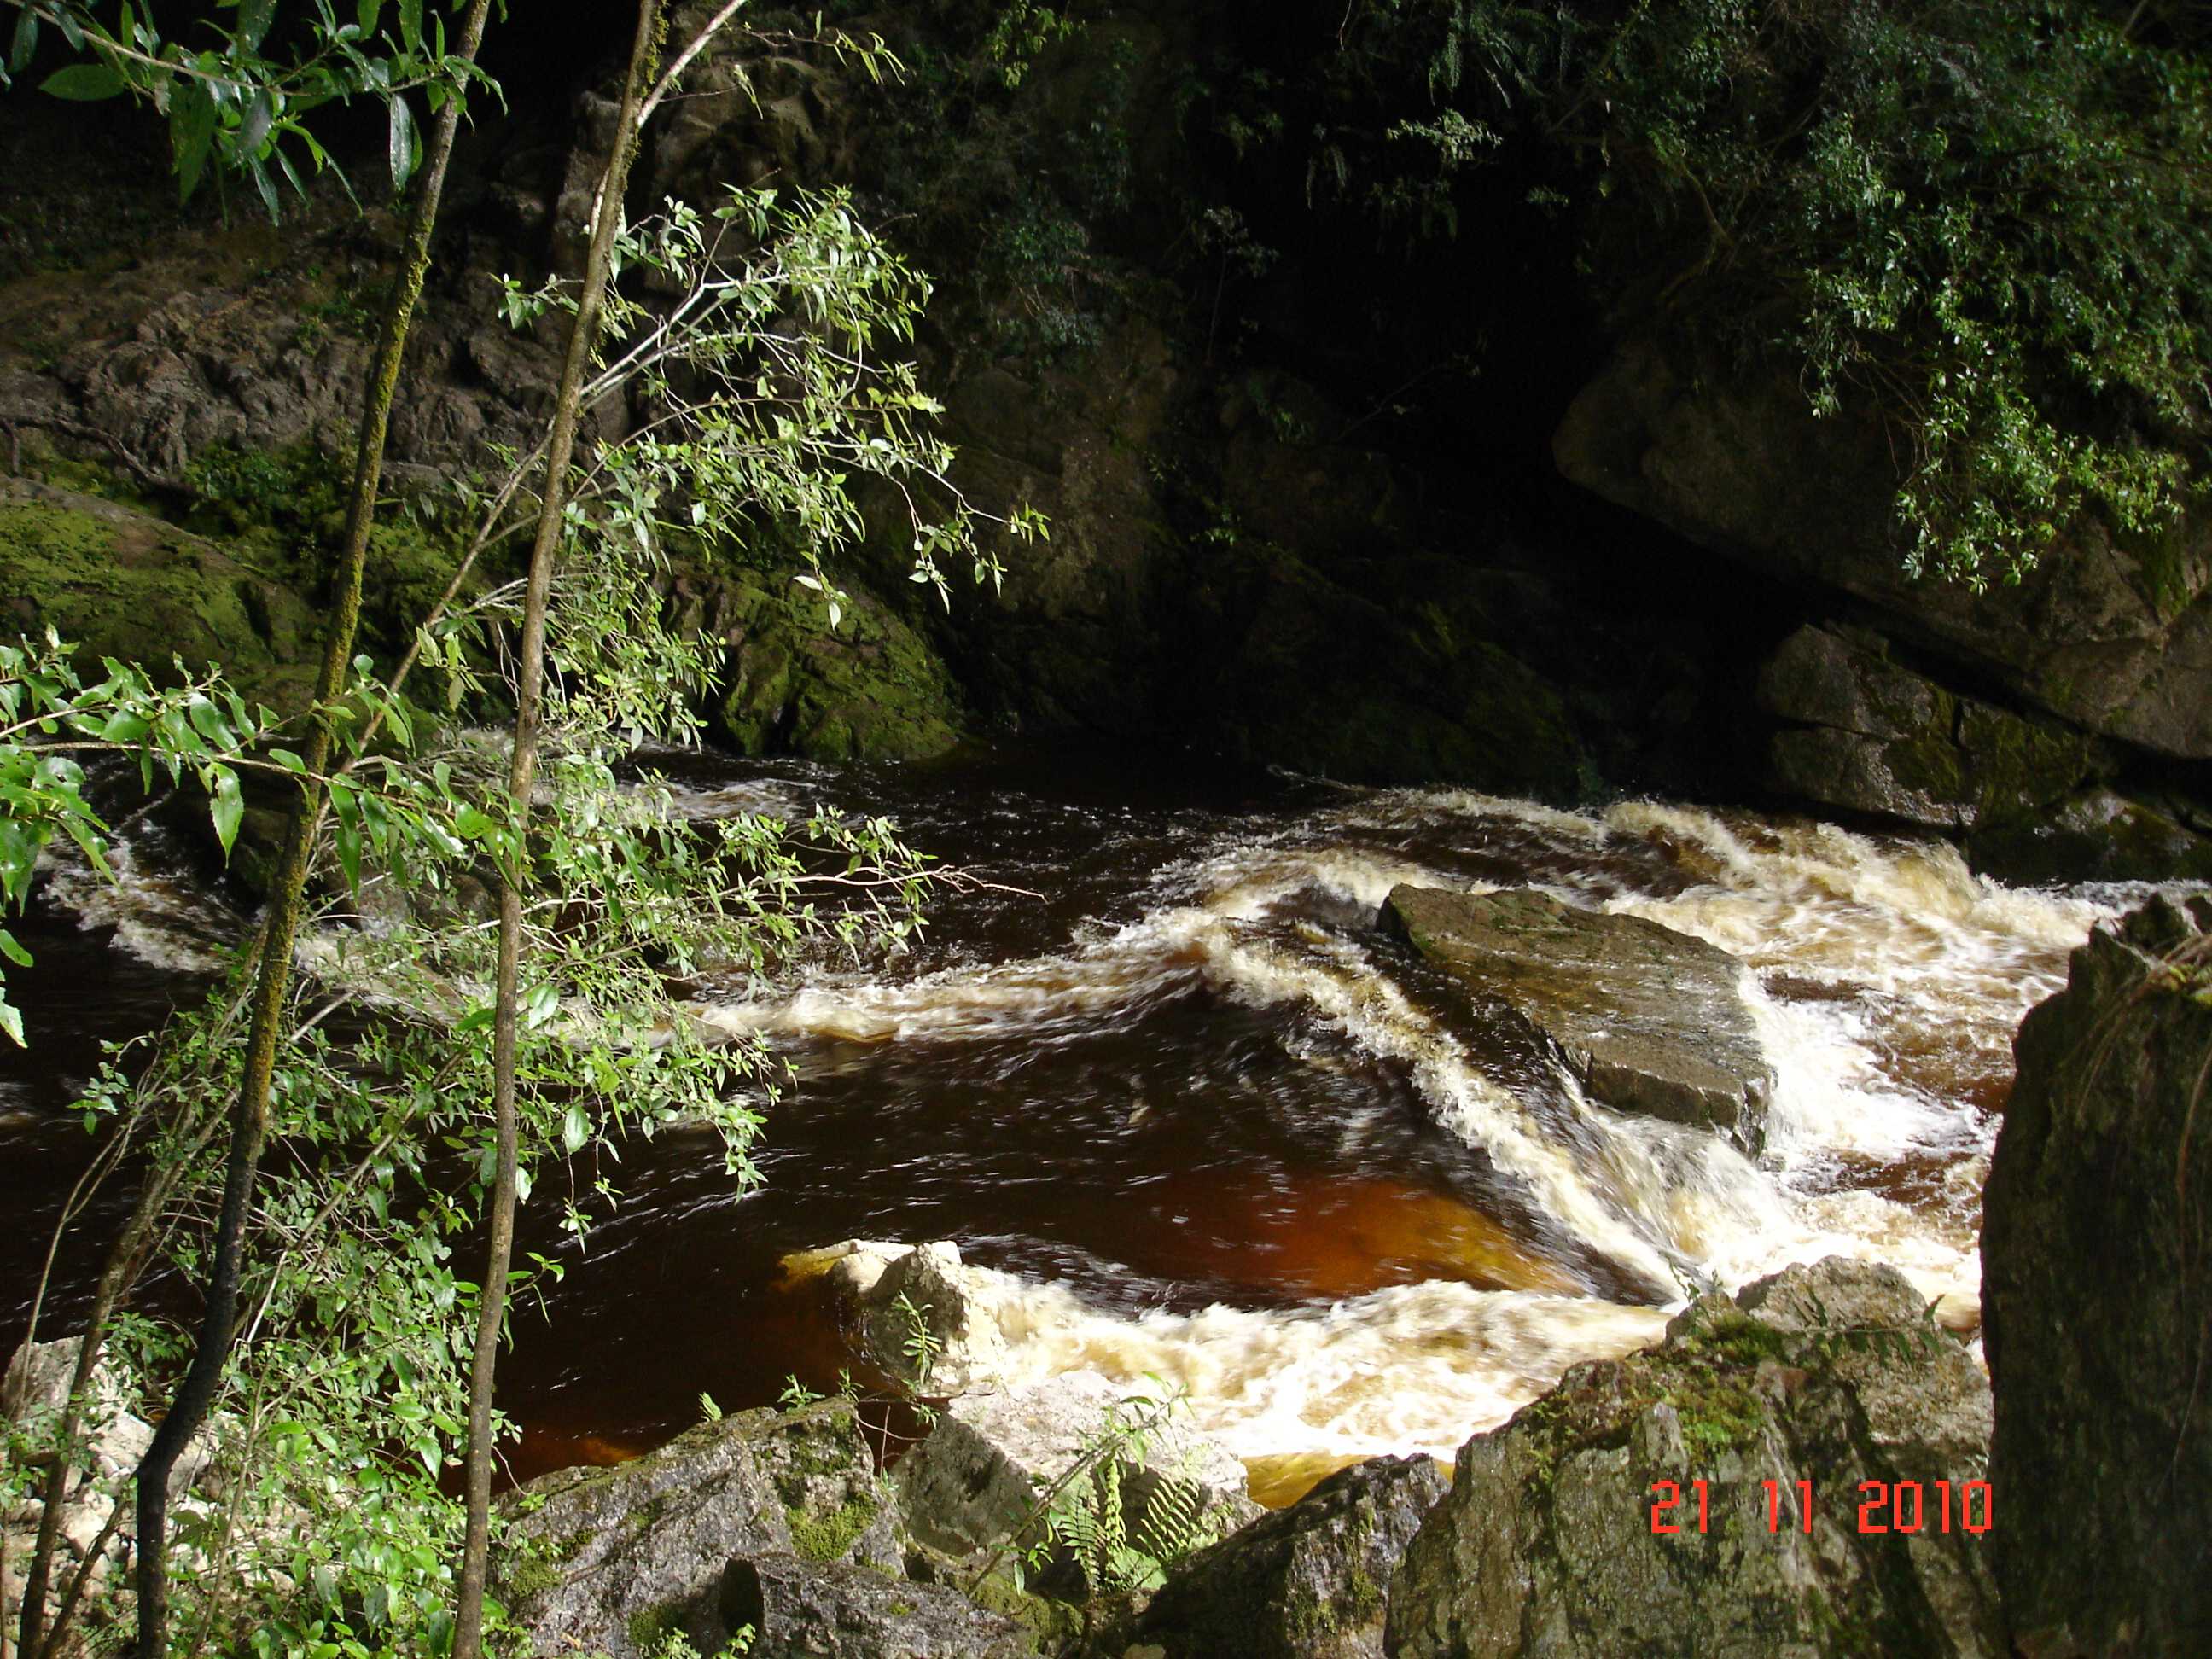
[0,746,2140,1497]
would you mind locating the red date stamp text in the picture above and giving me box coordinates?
[1649,1478,1992,1535]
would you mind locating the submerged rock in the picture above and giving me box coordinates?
[1118,1454,1447,1659]
[1385,1258,2002,1658]
[1382,884,1773,1147]
[893,1371,1258,1565]
[1982,897,2212,1656]
[497,1399,900,1659]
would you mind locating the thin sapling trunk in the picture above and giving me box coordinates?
[448,3,666,1651]
[128,8,494,1654]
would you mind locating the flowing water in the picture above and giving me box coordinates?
[0,747,2145,1493]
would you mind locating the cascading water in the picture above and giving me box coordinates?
[0,751,2149,1489]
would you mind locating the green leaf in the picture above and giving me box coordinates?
[171,78,218,201]
[247,153,279,221]
[0,998,22,1048]
[99,710,148,744]
[9,10,37,76]
[387,90,419,191]
[209,769,244,857]
[270,747,307,774]
[561,1102,588,1154]
[522,981,560,1030]
[41,63,126,101]
[185,696,230,745]
[334,818,363,893]
[237,0,276,51]
[0,928,31,969]
[238,87,276,156]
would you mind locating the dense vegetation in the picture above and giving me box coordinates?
[1281,0,2212,588]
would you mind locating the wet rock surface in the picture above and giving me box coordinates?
[1383,884,1773,1146]
[1982,897,2212,1657]
[1384,1258,2003,1659]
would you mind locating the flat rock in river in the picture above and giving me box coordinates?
[1382,885,1773,1147]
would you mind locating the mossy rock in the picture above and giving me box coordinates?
[1385,1259,2004,1659]
[707,574,965,762]
[0,478,321,712]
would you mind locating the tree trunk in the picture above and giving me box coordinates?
[127,9,495,1655]
[447,6,665,1655]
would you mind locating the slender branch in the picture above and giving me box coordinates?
[451,3,663,1650]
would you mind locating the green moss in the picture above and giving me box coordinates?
[963,1567,1085,1646]
[0,485,323,711]
[625,1602,680,1651]
[502,1554,562,1600]
[788,1492,879,1563]
[709,575,964,761]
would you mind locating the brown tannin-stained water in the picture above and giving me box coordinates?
[0,746,2147,1486]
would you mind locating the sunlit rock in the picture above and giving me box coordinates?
[497,1399,900,1659]
[894,1371,1259,1564]
[720,1551,1034,1659]
[1120,1453,1448,1659]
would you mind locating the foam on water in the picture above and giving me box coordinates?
[48,773,2124,1465]
[733,784,2136,1461]
[960,1260,1668,1462]
[36,835,239,975]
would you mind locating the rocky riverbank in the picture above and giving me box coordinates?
[456,1254,1991,1659]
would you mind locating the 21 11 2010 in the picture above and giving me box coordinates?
[1649,1478,1993,1534]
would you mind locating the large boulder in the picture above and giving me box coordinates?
[1555,339,2212,760]
[0,477,322,711]
[1384,1258,2003,1658]
[699,571,967,763]
[719,1551,1036,1659]
[1755,624,2212,882]
[1118,1454,1447,1659]
[1383,885,1773,1147]
[893,1371,1259,1565]
[1982,897,2212,1656]
[497,1400,902,1659]
[1757,624,2106,831]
